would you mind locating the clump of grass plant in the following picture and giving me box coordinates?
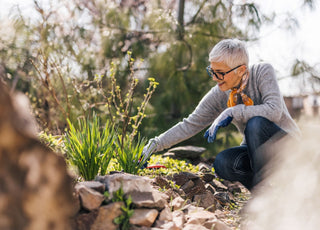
[64,114,115,181]
[114,134,148,175]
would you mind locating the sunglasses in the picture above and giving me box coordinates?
[206,65,243,80]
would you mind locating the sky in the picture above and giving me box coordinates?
[0,0,319,96]
[246,0,320,95]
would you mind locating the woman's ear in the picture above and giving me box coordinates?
[238,65,247,75]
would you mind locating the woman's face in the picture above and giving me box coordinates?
[209,61,245,91]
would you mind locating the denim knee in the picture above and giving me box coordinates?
[213,153,226,177]
[213,152,234,179]
[244,116,268,137]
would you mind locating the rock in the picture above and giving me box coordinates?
[130,226,153,230]
[173,172,199,186]
[155,221,180,230]
[214,192,234,206]
[180,180,195,193]
[76,181,105,194]
[182,224,208,230]
[185,209,217,224]
[186,217,202,225]
[75,185,105,211]
[90,202,123,230]
[202,173,215,183]
[198,162,212,173]
[172,210,185,229]
[96,174,168,209]
[130,209,159,227]
[158,206,173,221]
[164,188,182,201]
[193,191,216,212]
[226,181,245,194]
[183,204,204,214]
[205,183,216,194]
[184,178,206,199]
[96,174,154,195]
[170,196,186,211]
[153,176,171,190]
[162,152,179,159]
[203,219,232,230]
[130,227,152,230]
[209,180,228,192]
[74,210,98,230]
[167,146,206,160]
[0,83,75,230]
[130,191,168,209]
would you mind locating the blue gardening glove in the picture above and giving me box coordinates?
[204,108,234,143]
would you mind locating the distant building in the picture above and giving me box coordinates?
[284,94,320,120]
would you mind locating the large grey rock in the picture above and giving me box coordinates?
[0,83,75,230]
[96,174,168,209]
[167,146,206,159]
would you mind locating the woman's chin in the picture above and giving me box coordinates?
[218,83,229,91]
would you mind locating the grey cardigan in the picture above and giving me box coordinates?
[153,63,300,152]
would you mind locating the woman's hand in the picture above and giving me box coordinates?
[204,108,234,143]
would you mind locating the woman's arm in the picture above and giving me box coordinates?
[154,86,227,151]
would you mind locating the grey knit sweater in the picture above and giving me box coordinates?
[153,63,301,152]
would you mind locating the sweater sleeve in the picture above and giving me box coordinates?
[154,86,227,152]
[232,63,283,124]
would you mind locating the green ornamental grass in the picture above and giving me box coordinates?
[64,115,115,181]
[114,134,148,175]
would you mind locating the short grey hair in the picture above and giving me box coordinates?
[208,38,249,68]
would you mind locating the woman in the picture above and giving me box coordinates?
[142,38,300,190]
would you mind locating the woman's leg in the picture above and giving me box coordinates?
[244,116,287,188]
[213,146,254,190]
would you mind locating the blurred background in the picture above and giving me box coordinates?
[0,0,318,157]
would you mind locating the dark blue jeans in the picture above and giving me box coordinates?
[213,116,287,190]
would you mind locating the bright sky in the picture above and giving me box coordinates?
[0,0,319,96]
[247,0,320,95]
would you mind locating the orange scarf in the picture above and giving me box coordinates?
[227,73,254,107]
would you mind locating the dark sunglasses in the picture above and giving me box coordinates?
[206,64,243,80]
